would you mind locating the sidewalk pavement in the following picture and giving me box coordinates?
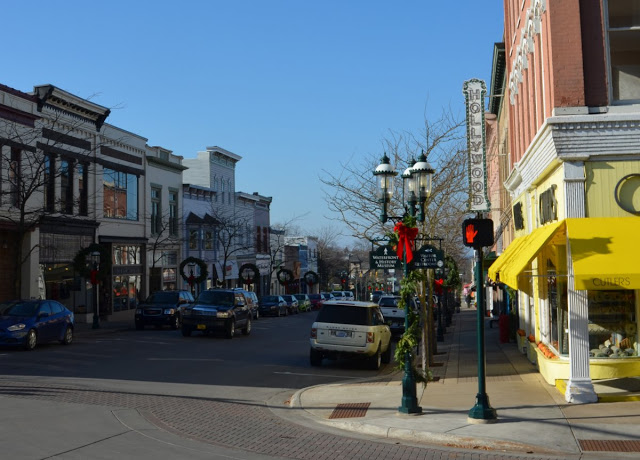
[290,308,640,457]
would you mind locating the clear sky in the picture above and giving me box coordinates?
[3,1,504,246]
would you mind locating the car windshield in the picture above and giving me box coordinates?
[379,297,400,307]
[0,301,39,317]
[146,292,179,304]
[196,291,234,306]
[316,305,371,326]
[309,294,321,300]
[261,296,279,303]
[321,294,332,300]
[294,295,305,300]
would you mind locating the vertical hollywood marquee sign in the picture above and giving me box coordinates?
[463,79,490,213]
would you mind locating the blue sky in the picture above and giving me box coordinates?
[3,1,503,246]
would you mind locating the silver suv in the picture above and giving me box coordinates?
[378,295,419,336]
[310,301,392,370]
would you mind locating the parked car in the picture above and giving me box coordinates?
[0,299,74,350]
[293,294,311,312]
[233,288,259,319]
[281,294,299,314]
[258,295,288,317]
[370,290,385,304]
[343,291,355,301]
[135,290,194,330]
[320,292,335,302]
[308,293,324,310]
[309,300,392,370]
[377,295,419,336]
[181,289,251,339]
[330,291,345,301]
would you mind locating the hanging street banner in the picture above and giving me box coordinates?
[463,78,491,212]
[411,245,444,269]
[369,245,403,270]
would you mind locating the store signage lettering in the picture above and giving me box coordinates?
[591,277,631,288]
[539,185,557,224]
[463,79,490,212]
[369,245,402,270]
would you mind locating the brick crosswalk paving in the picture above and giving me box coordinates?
[0,378,570,460]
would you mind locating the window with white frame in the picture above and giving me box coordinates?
[607,0,640,102]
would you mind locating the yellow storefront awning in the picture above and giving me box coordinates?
[567,217,640,290]
[498,220,565,289]
[487,233,529,282]
[489,217,640,291]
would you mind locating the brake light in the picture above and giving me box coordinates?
[367,332,374,343]
[311,328,317,339]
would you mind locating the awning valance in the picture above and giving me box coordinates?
[487,217,640,291]
[568,217,640,290]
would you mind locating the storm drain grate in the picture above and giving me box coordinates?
[579,440,640,452]
[329,402,371,419]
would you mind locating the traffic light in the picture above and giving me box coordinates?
[462,218,494,248]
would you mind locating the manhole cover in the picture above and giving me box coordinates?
[329,402,371,419]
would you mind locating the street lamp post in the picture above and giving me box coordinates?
[90,250,101,329]
[374,151,434,415]
[435,268,445,342]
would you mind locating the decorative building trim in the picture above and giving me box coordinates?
[509,0,546,105]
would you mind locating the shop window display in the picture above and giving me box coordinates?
[548,274,569,355]
[588,290,637,358]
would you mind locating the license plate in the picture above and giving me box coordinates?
[333,330,351,338]
[197,324,206,330]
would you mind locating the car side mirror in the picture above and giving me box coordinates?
[38,311,49,319]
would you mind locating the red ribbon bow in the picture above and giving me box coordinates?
[394,222,418,263]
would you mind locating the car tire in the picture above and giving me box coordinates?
[226,319,235,339]
[181,326,192,337]
[61,326,73,345]
[369,345,382,370]
[24,329,37,351]
[381,342,392,364]
[242,318,251,335]
[170,315,180,330]
[135,321,144,331]
[310,348,322,366]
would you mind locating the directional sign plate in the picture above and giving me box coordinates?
[369,245,402,270]
[411,245,444,269]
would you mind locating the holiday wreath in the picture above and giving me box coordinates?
[179,257,208,285]
[277,268,294,285]
[239,263,259,285]
[303,270,319,286]
[72,243,112,283]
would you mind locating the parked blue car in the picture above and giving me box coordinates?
[0,299,74,350]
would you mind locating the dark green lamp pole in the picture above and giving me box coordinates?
[374,151,434,415]
[468,245,497,423]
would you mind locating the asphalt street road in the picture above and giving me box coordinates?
[0,312,556,460]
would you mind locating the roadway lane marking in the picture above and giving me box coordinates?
[274,371,360,379]
[147,358,223,361]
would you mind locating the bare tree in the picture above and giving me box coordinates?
[266,215,306,293]
[204,207,253,284]
[146,210,182,292]
[320,106,469,266]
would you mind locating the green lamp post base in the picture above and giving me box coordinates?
[398,353,422,414]
[468,392,497,423]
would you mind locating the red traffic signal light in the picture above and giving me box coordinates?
[462,218,494,248]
